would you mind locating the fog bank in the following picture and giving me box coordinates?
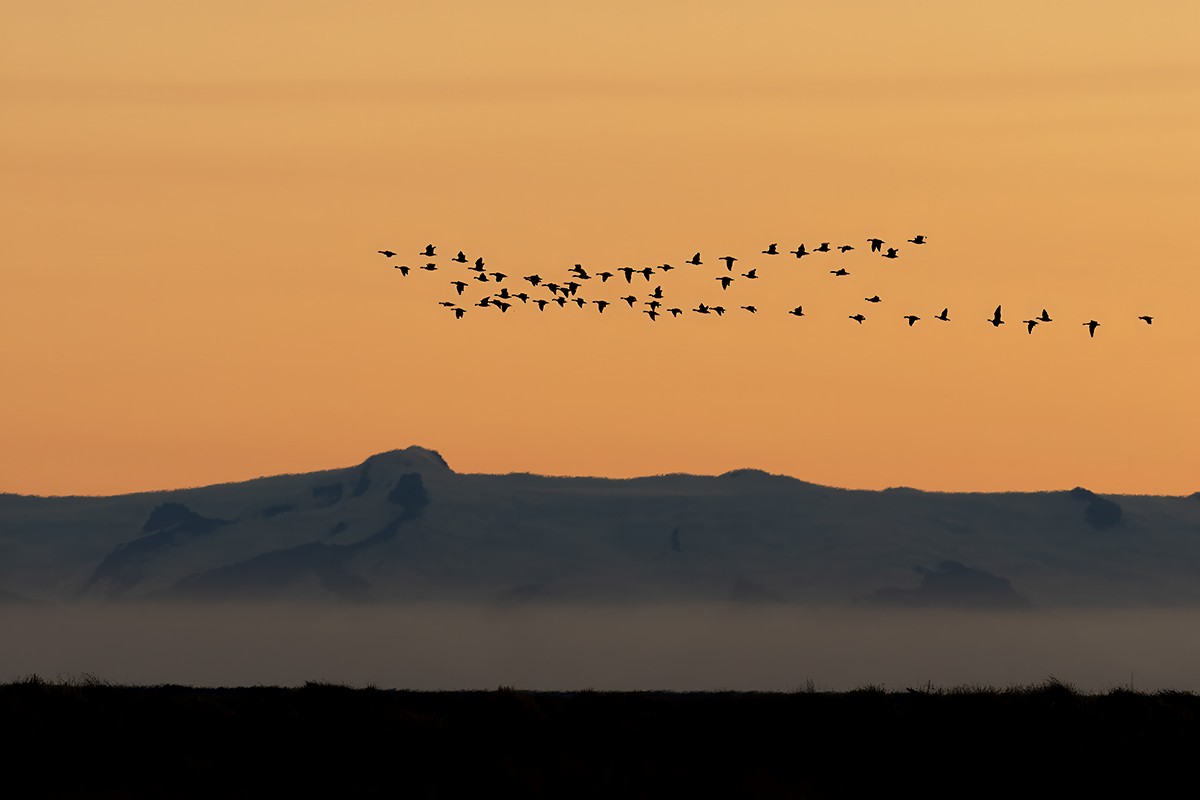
[4,604,1198,692]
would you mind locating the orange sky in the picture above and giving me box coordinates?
[3,1,1198,496]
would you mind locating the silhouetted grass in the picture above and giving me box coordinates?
[4,676,1197,798]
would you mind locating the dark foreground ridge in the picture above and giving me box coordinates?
[6,677,1198,798]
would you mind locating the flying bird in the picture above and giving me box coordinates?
[790,244,808,258]
[421,263,438,271]
[534,299,549,311]
[452,307,465,319]
[830,268,849,276]
[489,272,507,283]
[619,267,636,283]
[788,306,805,317]
[644,309,659,321]
[693,303,711,314]
[814,242,831,253]
[451,281,467,295]
[741,269,758,279]
[474,257,485,269]
[903,315,920,326]
[639,267,655,281]
[378,250,396,258]
[687,253,702,265]
[1022,319,1039,334]
[868,238,883,253]
[1037,309,1053,323]
[865,295,881,303]
[908,235,927,244]
[712,306,726,316]
[741,305,757,313]
[1138,315,1154,324]
[650,286,664,299]
[935,308,950,321]
[421,244,436,257]
[597,271,614,282]
[762,243,779,255]
[837,245,854,253]
[719,256,737,270]
[395,265,410,276]
[1084,320,1100,337]
[849,314,866,324]
[716,276,734,290]
[882,247,899,259]
[452,251,468,263]
[668,308,683,317]
[524,274,542,286]
[621,295,638,308]
[594,300,609,313]
[988,306,1004,327]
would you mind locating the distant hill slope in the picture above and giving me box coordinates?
[1,446,1198,607]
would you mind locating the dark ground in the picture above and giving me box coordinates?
[5,677,1197,798]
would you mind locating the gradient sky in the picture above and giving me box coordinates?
[3,1,1197,496]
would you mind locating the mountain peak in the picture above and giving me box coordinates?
[359,446,453,474]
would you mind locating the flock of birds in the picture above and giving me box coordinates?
[377,238,1154,337]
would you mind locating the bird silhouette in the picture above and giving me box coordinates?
[421,263,438,271]
[644,309,660,321]
[475,297,491,308]
[659,263,675,272]
[619,267,636,283]
[716,276,734,290]
[1037,309,1052,323]
[621,295,637,308]
[524,274,542,286]
[903,315,920,326]
[712,306,726,316]
[597,271,614,282]
[1084,320,1100,337]
[494,288,511,300]
[553,296,567,307]
[831,268,850,276]
[534,299,549,311]
[452,251,468,263]
[815,242,831,253]
[883,247,899,259]
[438,301,455,307]
[489,272,507,283]
[565,281,581,296]
[646,300,662,311]
[868,238,883,253]
[572,297,586,309]
[1022,319,1038,334]
[594,300,609,313]
[988,306,1004,327]
[693,303,711,314]
[788,306,805,317]
[687,253,702,265]
[741,305,757,313]
[837,245,854,253]
[908,235,927,244]
[668,308,683,317]
[496,301,512,313]
[762,243,779,255]
[378,250,396,258]
[639,267,655,281]
[865,295,881,303]
[1138,315,1154,325]
[421,244,436,257]
[544,282,560,295]
[650,286,664,299]
[719,256,737,270]
[741,269,758,279]
[474,273,489,282]
[935,308,950,321]
[790,244,808,258]
[395,265,410,276]
[451,281,468,295]
[849,314,866,324]
[474,257,485,269]
[514,292,530,303]
[453,307,466,319]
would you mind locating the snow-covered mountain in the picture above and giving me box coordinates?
[2,446,1197,607]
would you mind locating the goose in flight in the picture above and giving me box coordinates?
[593,300,609,313]
[712,306,726,316]
[788,306,805,317]
[495,301,512,313]
[378,250,397,258]
[693,303,711,314]
[597,271,614,282]
[988,305,1004,327]
[865,295,881,303]
[883,247,899,259]
[619,267,636,283]
[494,288,511,300]
[1037,309,1052,323]
[644,309,660,321]
[565,281,581,296]
[645,300,662,311]
[790,244,808,258]
[475,297,492,308]
[1022,319,1038,334]
[394,265,410,276]
[831,268,850,276]
[571,297,586,309]
[514,292,530,303]
[452,307,466,319]
[452,251,468,263]
[621,295,638,308]
[524,274,542,286]
[716,276,734,290]
[421,244,436,257]
[762,243,779,255]
[1084,320,1100,337]
[741,269,758,279]
[935,308,950,321]
[814,242,831,253]
[438,301,456,307]
[650,286,665,299]
[489,272,507,283]
[473,273,489,282]
[1137,315,1154,325]
[741,305,757,313]
[475,257,486,270]
[534,299,549,311]
[903,315,920,326]
[639,267,655,281]
[837,244,854,253]
[868,238,884,253]
[719,256,737,270]
[687,252,703,265]
[908,235,927,244]
[668,307,683,317]
[421,263,438,271]
[849,314,866,324]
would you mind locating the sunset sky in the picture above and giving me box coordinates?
[3,1,1197,496]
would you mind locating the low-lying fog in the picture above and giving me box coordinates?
[5,604,1200,692]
